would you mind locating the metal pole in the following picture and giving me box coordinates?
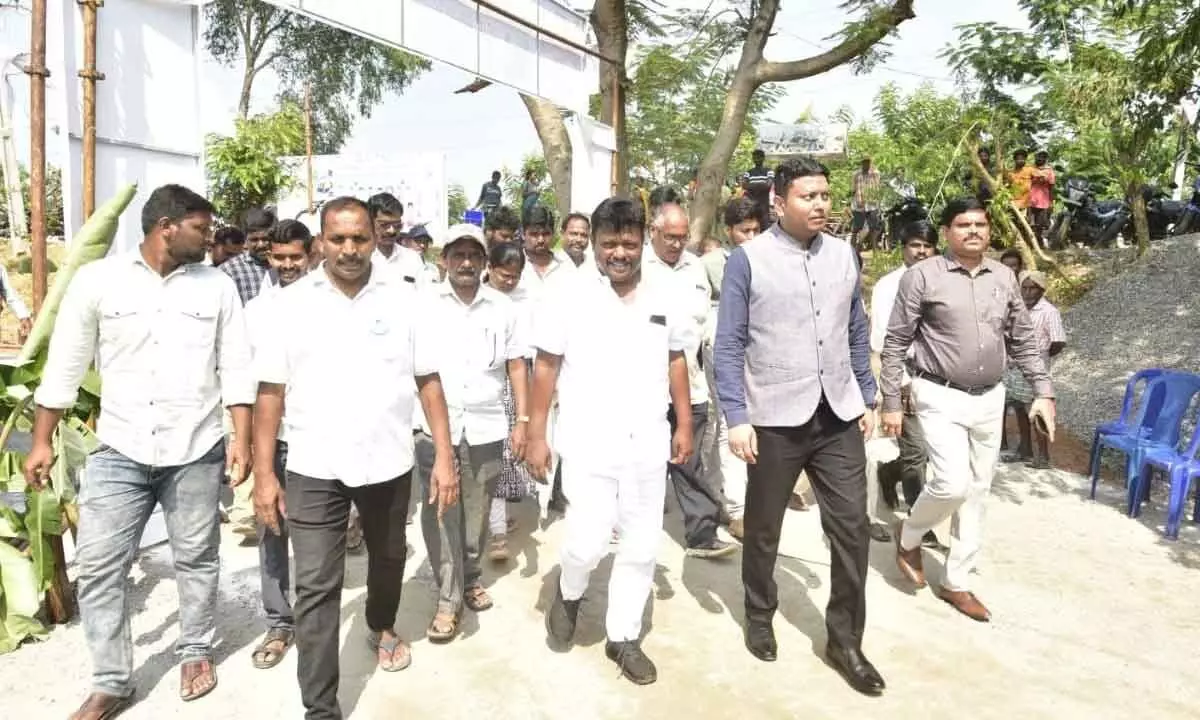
[304,82,314,212]
[78,0,105,221]
[25,0,49,313]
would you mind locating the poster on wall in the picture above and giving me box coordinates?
[277,152,448,240]
[757,121,849,161]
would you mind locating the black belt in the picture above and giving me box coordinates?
[911,368,997,396]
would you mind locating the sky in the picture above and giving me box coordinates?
[200,0,1030,191]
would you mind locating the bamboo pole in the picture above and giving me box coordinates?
[78,0,105,222]
[304,82,313,212]
[25,0,48,312]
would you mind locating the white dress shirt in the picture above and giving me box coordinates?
[373,244,428,287]
[35,253,256,466]
[255,262,436,486]
[870,265,913,386]
[642,249,712,405]
[555,248,600,278]
[533,273,692,468]
[244,283,287,441]
[0,265,30,320]
[520,252,577,305]
[415,283,524,445]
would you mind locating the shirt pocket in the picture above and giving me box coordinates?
[174,305,219,349]
[98,302,144,349]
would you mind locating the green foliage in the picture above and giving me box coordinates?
[501,155,558,219]
[447,184,468,226]
[205,103,305,223]
[204,0,430,153]
[0,165,65,238]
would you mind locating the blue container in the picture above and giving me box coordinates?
[463,209,485,227]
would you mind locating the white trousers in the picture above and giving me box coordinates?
[701,320,747,519]
[558,455,665,642]
[900,378,1005,591]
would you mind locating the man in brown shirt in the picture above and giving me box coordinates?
[880,197,1055,622]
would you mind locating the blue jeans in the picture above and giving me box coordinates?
[74,440,224,697]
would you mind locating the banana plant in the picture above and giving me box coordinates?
[0,185,136,653]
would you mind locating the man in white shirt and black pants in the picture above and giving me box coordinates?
[252,197,458,720]
[25,185,255,718]
[415,223,529,642]
[528,197,694,685]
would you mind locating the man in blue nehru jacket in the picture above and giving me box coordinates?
[714,156,884,696]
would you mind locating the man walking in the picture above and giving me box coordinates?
[367,192,426,285]
[740,149,774,222]
[476,170,504,215]
[557,212,594,272]
[528,197,693,685]
[714,157,884,695]
[243,219,313,671]
[645,202,735,558]
[25,184,254,718]
[415,223,529,642]
[881,198,1055,623]
[1028,151,1056,247]
[221,206,275,305]
[850,157,882,248]
[252,196,459,720]
[1003,269,1065,469]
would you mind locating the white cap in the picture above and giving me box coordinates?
[443,223,486,253]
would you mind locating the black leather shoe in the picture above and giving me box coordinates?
[545,586,580,649]
[605,640,658,685]
[825,643,886,696]
[744,620,777,662]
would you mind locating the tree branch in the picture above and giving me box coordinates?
[754,0,916,85]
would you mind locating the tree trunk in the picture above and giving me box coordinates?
[238,59,254,118]
[1127,178,1150,256]
[591,0,628,194]
[687,0,916,243]
[521,94,573,219]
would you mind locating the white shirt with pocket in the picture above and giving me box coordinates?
[254,262,436,487]
[642,249,712,406]
[35,253,256,466]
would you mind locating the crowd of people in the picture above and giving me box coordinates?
[22,153,1065,720]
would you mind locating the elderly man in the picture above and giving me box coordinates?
[881,197,1055,623]
[715,156,883,695]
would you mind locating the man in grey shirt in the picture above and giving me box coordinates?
[880,197,1055,623]
[714,157,883,696]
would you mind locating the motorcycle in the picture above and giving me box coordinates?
[1140,184,1185,239]
[1172,175,1200,236]
[883,181,929,248]
[1048,177,1129,248]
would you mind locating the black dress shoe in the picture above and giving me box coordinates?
[744,620,777,662]
[825,643,885,696]
[545,586,581,649]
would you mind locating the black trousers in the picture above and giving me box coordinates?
[287,471,411,720]
[667,402,722,548]
[743,401,869,650]
[897,410,928,509]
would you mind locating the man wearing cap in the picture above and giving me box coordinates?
[367,192,426,286]
[400,223,441,285]
[413,223,529,642]
[1003,269,1065,469]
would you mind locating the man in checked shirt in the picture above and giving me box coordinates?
[880,197,1056,623]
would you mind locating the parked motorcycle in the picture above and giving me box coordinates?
[884,181,929,247]
[1048,177,1129,248]
[1172,175,1200,236]
[1140,184,1185,239]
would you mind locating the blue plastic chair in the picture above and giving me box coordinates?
[1115,373,1200,516]
[1088,368,1169,499]
[1135,406,1200,539]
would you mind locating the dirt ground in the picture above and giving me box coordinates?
[2,461,1198,720]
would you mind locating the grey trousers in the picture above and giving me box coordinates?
[257,441,293,629]
[415,433,503,614]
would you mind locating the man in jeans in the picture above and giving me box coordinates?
[415,224,528,642]
[25,184,255,719]
[252,196,458,720]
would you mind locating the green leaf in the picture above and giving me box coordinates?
[0,541,41,618]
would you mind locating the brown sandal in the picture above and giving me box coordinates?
[366,631,412,672]
[251,627,294,669]
[179,658,217,702]
[463,585,493,612]
[426,611,458,643]
[69,691,133,720]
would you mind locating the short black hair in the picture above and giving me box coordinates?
[591,196,645,237]
[214,226,245,246]
[561,212,590,232]
[1000,248,1023,265]
[899,220,938,247]
[938,197,989,227]
[752,148,765,159]
[773,156,828,198]
[320,196,371,233]
[140,184,214,235]
[1013,149,1028,159]
[648,186,682,217]
[1034,150,1049,159]
[524,204,554,230]
[485,205,520,233]
[488,241,525,270]
[491,170,501,181]
[270,218,314,253]
[723,196,763,228]
[367,192,404,220]
[243,206,276,234]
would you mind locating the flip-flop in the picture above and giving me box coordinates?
[251,627,294,669]
[366,631,412,672]
[464,585,493,612]
[69,691,133,720]
[179,658,217,702]
[426,611,458,643]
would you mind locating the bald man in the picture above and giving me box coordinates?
[644,203,737,559]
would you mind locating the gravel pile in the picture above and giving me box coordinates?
[1051,235,1200,440]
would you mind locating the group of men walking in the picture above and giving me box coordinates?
[25,153,1058,719]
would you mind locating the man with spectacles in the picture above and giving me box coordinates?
[367,192,426,287]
